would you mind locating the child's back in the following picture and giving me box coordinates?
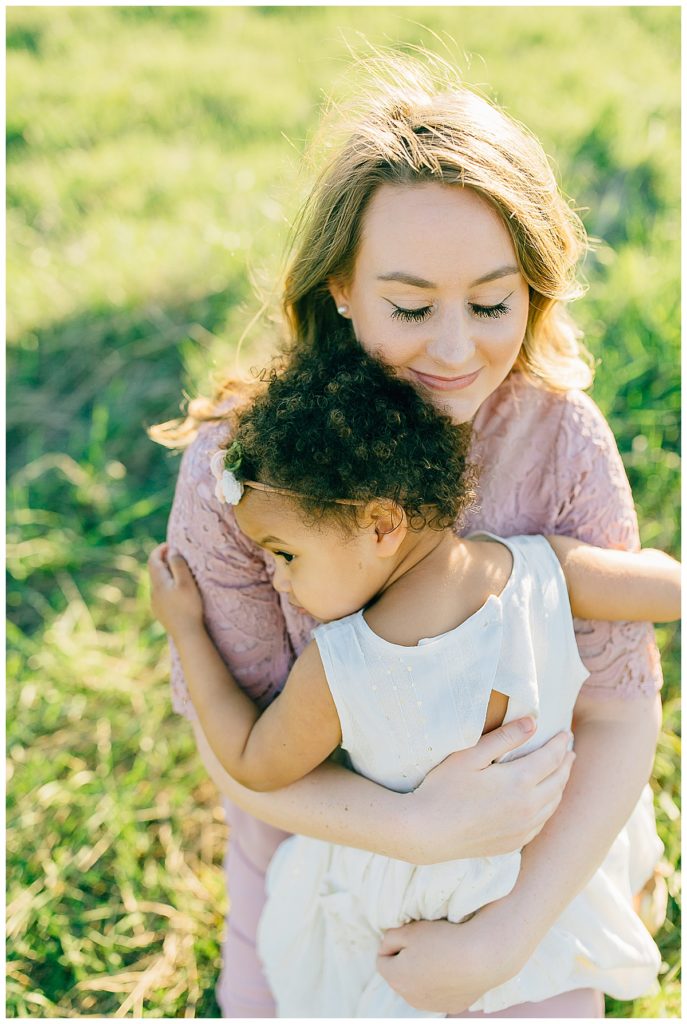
[364,533,514,736]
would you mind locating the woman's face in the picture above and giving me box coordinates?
[329,183,530,423]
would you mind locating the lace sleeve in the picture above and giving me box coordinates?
[166,419,293,721]
[554,391,663,700]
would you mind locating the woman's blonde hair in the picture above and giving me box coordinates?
[152,50,593,449]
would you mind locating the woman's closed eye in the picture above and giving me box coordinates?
[470,300,511,320]
[389,303,433,323]
[388,299,512,323]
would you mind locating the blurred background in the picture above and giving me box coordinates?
[6,6,680,1018]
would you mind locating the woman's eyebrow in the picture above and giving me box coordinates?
[471,265,520,286]
[377,265,520,289]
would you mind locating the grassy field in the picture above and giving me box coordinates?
[6,5,680,1018]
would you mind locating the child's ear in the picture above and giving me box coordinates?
[368,501,407,555]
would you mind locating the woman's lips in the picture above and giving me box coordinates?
[410,367,482,391]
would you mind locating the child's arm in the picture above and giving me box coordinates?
[546,535,681,622]
[148,543,342,791]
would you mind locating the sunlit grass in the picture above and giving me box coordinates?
[7,5,680,1017]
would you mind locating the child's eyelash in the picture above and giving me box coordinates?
[389,302,511,323]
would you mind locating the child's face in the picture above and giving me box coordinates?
[234,490,390,621]
[329,182,530,424]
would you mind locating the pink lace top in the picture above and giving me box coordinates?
[166,372,662,721]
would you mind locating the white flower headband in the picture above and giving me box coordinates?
[210,443,245,506]
[209,440,366,508]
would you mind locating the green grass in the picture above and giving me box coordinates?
[7,6,680,1018]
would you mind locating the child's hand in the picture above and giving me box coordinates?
[148,543,204,637]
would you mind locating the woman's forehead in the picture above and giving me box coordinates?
[358,182,516,272]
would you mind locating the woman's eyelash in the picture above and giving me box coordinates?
[471,301,511,319]
[389,304,433,323]
[274,550,294,563]
[389,301,511,323]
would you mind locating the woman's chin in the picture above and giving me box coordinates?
[433,390,485,425]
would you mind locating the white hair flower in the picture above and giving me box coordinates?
[219,471,244,505]
[210,447,245,506]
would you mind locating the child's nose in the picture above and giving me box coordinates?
[271,564,291,595]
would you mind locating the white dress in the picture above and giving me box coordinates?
[256,535,662,1017]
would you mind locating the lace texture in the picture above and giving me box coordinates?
[167,408,316,722]
[167,374,662,720]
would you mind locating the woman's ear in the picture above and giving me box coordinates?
[327,278,352,318]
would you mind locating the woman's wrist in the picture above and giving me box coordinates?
[391,791,427,863]
[471,891,538,973]
[399,787,471,865]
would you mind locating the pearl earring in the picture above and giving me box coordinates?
[337,305,348,316]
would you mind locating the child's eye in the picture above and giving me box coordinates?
[389,304,433,323]
[274,551,294,564]
[470,301,511,320]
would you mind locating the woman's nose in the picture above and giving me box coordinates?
[425,308,476,368]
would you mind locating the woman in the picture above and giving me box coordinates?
[155,56,664,1017]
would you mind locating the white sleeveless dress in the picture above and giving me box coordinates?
[256,535,661,1016]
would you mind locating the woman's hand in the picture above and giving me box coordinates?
[148,543,204,637]
[376,898,527,1014]
[402,720,575,863]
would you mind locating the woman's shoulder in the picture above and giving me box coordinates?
[478,373,613,452]
[168,397,262,559]
[495,372,607,421]
[176,397,243,486]
[182,419,233,473]
[468,375,627,534]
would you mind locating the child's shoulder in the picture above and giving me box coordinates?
[363,537,514,648]
[464,535,514,595]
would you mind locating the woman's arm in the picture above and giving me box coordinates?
[377,390,668,1012]
[192,713,575,862]
[547,534,681,622]
[376,694,661,1013]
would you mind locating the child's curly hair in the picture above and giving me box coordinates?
[227,331,476,536]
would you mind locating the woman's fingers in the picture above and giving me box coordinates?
[378,925,409,957]
[521,752,577,838]
[469,716,537,768]
[512,731,572,787]
[534,749,576,798]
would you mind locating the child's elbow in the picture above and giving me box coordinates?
[230,761,283,792]
[244,776,282,793]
